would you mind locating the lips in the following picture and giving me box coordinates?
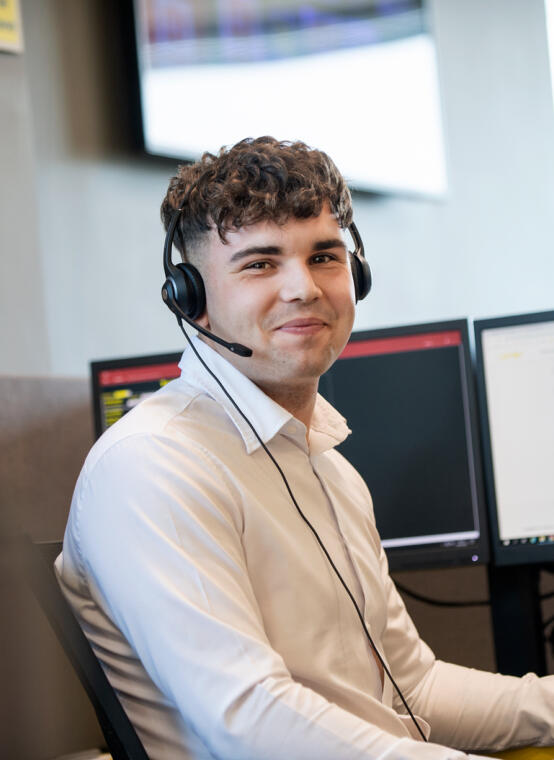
[276,317,328,334]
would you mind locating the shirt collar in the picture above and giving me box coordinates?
[178,335,350,456]
[308,393,351,456]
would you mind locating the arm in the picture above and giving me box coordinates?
[377,546,554,752]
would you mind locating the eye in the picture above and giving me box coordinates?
[242,259,274,274]
[312,252,337,264]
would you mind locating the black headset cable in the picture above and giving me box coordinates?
[177,318,428,742]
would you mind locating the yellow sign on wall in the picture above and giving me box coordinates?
[0,0,23,53]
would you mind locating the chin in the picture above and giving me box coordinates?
[290,355,335,381]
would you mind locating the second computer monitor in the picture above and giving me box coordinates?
[474,309,554,566]
[320,319,488,571]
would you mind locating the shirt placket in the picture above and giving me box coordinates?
[311,459,386,699]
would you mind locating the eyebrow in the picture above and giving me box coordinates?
[314,238,348,252]
[228,238,347,264]
[229,245,281,263]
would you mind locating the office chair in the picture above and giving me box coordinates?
[20,536,150,760]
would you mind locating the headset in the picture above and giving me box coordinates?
[161,201,427,741]
[161,204,372,358]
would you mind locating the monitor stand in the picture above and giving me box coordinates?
[488,564,548,676]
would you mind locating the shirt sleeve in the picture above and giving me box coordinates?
[66,432,481,760]
[376,542,554,752]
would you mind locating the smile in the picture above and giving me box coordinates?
[276,318,328,335]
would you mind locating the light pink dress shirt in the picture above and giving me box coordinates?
[57,337,554,760]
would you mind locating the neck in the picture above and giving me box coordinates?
[198,335,319,429]
[259,380,318,430]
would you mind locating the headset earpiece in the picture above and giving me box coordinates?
[350,252,372,302]
[163,261,206,321]
[162,204,207,320]
[348,222,372,302]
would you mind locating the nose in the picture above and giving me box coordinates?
[279,261,322,303]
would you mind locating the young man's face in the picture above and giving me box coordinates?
[196,205,356,398]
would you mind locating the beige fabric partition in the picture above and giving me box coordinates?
[0,375,104,759]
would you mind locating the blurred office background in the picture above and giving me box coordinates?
[2,0,554,378]
[1,1,553,757]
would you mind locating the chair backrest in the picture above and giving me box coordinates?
[20,537,150,760]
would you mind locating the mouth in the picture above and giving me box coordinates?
[276,318,328,335]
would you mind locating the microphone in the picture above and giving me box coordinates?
[161,284,253,357]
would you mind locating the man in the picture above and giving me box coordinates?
[58,137,554,760]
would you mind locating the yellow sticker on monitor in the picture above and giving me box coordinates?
[0,0,23,53]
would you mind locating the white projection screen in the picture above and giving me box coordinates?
[134,0,448,197]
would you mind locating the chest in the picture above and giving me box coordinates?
[236,441,389,676]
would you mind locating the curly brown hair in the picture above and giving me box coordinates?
[160,136,352,260]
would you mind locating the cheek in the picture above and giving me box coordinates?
[240,286,275,320]
[333,275,356,314]
[207,284,268,332]
[203,288,232,331]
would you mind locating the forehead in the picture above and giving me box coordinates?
[207,207,345,258]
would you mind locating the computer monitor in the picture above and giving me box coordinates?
[90,352,181,439]
[474,310,554,566]
[319,319,489,571]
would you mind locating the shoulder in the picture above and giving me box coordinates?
[66,379,248,578]
[73,378,248,532]
[87,377,199,462]
[85,376,241,473]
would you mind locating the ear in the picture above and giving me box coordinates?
[195,308,210,329]
[193,267,209,329]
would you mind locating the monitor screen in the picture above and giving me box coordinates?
[131,0,447,196]
[319,320,489,571]
[91,352,181,439]
[474,310,554,566]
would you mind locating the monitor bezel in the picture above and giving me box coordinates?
[330,318,489,571]
[90,351,182,440]
[474,309,554,567]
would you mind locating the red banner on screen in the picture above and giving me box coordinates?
[99,362,180,387]
[339,330,462,360]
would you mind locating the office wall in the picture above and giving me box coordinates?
[353,0,554,334]
[1,0,553,376]
[0,37,49,374]
[14,0,173,375]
